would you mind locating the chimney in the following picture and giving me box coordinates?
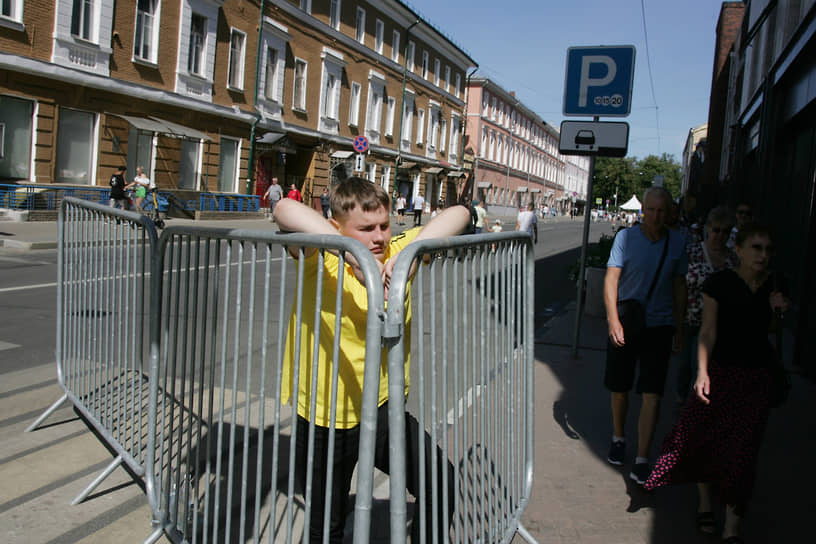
[510,91,516,98]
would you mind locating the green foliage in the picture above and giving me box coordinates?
[591,154,682,209]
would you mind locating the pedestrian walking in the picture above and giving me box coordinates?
[263,177,283,220]
[645,223,789,544]
[412,192,425,226]
[286,183,303,202]
[395,194,407,225]
[126,166,151,211]
[515,202,538,243]
[320,187,330,218]
[473,199,488,233]
[108,166,129,209]
[603,186,688,485]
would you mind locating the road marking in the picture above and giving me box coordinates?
[0,340,21,351]
[0,282,57,293]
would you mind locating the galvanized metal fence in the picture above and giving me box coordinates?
[384,232,536,543]
[26,197,159,506]
[143,227,386,544]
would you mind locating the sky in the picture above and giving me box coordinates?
[403,0,725,162]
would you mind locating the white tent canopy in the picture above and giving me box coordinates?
[620,195,642,211]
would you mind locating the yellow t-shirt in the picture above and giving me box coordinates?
[282,228,420,429]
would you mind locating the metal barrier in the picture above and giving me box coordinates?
[199,192,261,212]
[0,183,111,210]
[26,197,159,506]
[143,227,386,544]
[384,232,537,543]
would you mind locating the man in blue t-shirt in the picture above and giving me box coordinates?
[603,186,687,486]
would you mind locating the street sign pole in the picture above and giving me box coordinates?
[572,117,599,359]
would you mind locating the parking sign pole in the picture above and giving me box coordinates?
[571,117,599,358]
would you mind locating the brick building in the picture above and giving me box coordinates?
[0,0,476,211]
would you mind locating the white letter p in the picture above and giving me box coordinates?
[579,55,616,107]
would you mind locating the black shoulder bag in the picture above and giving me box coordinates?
[615,232,670,341]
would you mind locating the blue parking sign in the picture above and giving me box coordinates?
[563,46,636,117]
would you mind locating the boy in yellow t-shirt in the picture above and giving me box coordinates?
[274,177,469,542]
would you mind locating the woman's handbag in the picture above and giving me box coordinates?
[615,233,670,341]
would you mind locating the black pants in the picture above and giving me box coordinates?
[295,402,454,543]
[414,210,422,226]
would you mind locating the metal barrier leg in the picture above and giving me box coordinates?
[516,522,539,543]
[25,393,69,432]
[142,526,165,544]
[71,454,124,505]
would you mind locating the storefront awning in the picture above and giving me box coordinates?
[529,188,541,193]
[256,132,285,145]
[423,167,443,174]
[331,150,354,159]
[448,170,466,178]
[477,182,492,188]
[110,114,212,141]
[400,161,417,169]
[516,187,529,193]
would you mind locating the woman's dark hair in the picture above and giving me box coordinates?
[734,222,773,248]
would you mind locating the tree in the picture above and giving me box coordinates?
[590,154,682,210]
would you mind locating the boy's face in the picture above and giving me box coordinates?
[331,204,392,262]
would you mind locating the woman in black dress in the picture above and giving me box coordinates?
[644,223,789,543]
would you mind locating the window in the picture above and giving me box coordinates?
[401,94,414,149]
[367,162,376,183]
[349,82,361,126]
[498,101,503,124]
[391,30,400,63]
[293,58,307,111]
[134,0,159,62]
[0,95,33,180]
[439,118,447,152]
[434,59,440,86]
[449,114,460,162]
[178,139,200,189]
[491,97,496,120]
[428,107,439,150]
[55,108,95,185]
[322,73,339,120]
[482,93,489,116]
[330,0,341,30]
[406,41,415,71]
[1,0,23,22]
[71,0,96,41]
[454,73,461,98]
[416,108,424,145]
[228,29,245,89]
[264,47,278,101]
[187,13,206,75]
[299,0,311,13]
[375,19,384,54]
[365,74,385,143]
[421,50,428,79]
[381,165,391,192]
[488,131,495,161]
[444,66,450,92]
[217,137,239,192]
[355,7,365,44]
[385,96,395,137]
[480,128,487,158]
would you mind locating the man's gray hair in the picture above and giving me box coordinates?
[642,186,672,208]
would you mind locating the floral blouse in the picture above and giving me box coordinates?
[685,241,737,327]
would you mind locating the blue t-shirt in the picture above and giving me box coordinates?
[607,226,688,327]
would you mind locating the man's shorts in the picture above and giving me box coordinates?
[604,326,674,395]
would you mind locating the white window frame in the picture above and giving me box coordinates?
[71,0,98,42]
[448,113,461,163]
[227,28,246,90]
[454,73,461,98]
[406,41,415,71]
[482,93,489,116]
[217,136,241,193]
[427,104,440,152]
[133,0,160,64]
[416,108,425,145]
[264,47,279,101]
[480,127,487,158]
[52,0,114,76]
[421,50,429,79]
[391,30,400,63]
[385,96,396,137]
[444,66,450,92]
[187,12,207,76]
[365,71,385,144]
[0,0,23,26]
[375,19,384,54]
[433,59,440,86]
[258,18,289,118]
[349,81,362,127]
[367,162,377,183]
[381,164,391,192]
[355,7,365,44]
[55,107,98,185]
[330,0,341,30]
[401,91,414,152]
[293,57,308,112]
[439,118,447,153]
[299,0,311,13]
[318,47,344,133]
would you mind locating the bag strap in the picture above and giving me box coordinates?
[645,232,670,303]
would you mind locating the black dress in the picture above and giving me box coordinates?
[643,269,776,514]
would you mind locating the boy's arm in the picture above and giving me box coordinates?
[273,198,339,258]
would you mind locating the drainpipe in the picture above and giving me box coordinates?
[393,20,420,206]
[246,0,267,195]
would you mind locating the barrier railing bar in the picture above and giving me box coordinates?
[286,247,306,543]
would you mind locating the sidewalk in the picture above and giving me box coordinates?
[0,210,572,251]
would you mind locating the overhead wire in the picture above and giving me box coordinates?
[640,0,662,155]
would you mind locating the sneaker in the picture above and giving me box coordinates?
[629,462,650,485]
[607,440,625,466]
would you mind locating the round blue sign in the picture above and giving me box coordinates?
[353,136,369,153]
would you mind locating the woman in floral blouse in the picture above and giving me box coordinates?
[675,206,737,402]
